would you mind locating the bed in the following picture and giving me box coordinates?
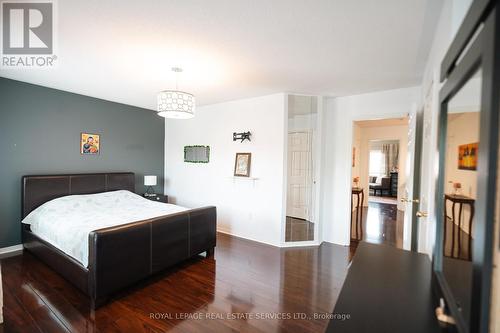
[21,172,216,309]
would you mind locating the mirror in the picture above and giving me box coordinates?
[285,95,319,242]
[441,68,482,326]
[184,146,210,163]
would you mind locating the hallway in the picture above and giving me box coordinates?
[349,202,404,258]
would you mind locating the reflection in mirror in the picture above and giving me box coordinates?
[442,69,482,326]
[493,122,500,332]
[285,95,318,242]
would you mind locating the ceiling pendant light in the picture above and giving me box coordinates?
[157,67,195,119]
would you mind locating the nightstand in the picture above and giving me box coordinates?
[144,194,168,203]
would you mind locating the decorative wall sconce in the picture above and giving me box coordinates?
[233,132,251,143]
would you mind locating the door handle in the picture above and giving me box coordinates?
[401,198,420,203]
[416,211,428,218]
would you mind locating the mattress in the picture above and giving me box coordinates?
[22,190,188,267]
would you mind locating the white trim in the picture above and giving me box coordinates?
[349,110,413,246]
[280,240,320,248]
[217,229,321,248]
[0,244,23,255]
[352,110,409,122]
[315,97,324,242]
[216,229,280,248]
[280,93,289,244]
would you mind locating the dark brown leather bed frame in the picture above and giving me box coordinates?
[21,172,216,309]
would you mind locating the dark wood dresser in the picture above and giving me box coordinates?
[390,172,398,197]
[327,242,442,333]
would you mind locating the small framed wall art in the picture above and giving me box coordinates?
[184,145,210,163]
[234,153,252,177]
[81,133,100,155]
[458,142,478,170]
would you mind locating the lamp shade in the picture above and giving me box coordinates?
[144,175,157,186]
[157,91,195,119]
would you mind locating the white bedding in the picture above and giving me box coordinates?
[22,190,188,267]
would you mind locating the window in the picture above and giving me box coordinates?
[369,149,386,178]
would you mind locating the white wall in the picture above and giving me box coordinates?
[288,114,317,132]
[321,86,421,245]
[162,0,475,252]
[444,112,480,234]
[417,0,474,256]
[165,93,286,247]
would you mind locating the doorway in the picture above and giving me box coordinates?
[350,117,409,251]
[367,139,399,205]
[285,95,320,243]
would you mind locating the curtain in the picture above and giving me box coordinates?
[382,143,399,175]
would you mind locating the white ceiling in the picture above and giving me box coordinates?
[0,0,443,110]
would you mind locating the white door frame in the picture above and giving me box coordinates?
[404,104,424,251]
[418,76,441,257]
[349,108,417,249]
[281,93,323,247]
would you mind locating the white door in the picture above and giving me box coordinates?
[287,131,313,221]
[402,105,423,251]
[417,83,436,255]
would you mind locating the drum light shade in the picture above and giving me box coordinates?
[144,175,157,186]
[157,90,195,119]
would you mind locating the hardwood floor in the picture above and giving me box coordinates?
[0,233,350,333]
[443,217,473,261]
[367,195,397,205]
[285,217,314,242]
[350,202,404,257]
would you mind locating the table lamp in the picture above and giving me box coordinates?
[144,175,157,197]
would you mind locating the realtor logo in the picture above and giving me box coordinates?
[1,0,57,67]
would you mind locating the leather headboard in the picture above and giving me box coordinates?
[22,173,135,218]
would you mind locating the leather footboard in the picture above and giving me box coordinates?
[22,226,90,294]
[88,206,217,304]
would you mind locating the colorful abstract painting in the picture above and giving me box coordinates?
[458,142,478,170]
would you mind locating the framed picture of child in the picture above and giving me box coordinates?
[81,133,100,155]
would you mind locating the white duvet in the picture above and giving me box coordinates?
[22,190,188,267]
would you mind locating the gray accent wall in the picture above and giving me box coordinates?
[0,78,165,248]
